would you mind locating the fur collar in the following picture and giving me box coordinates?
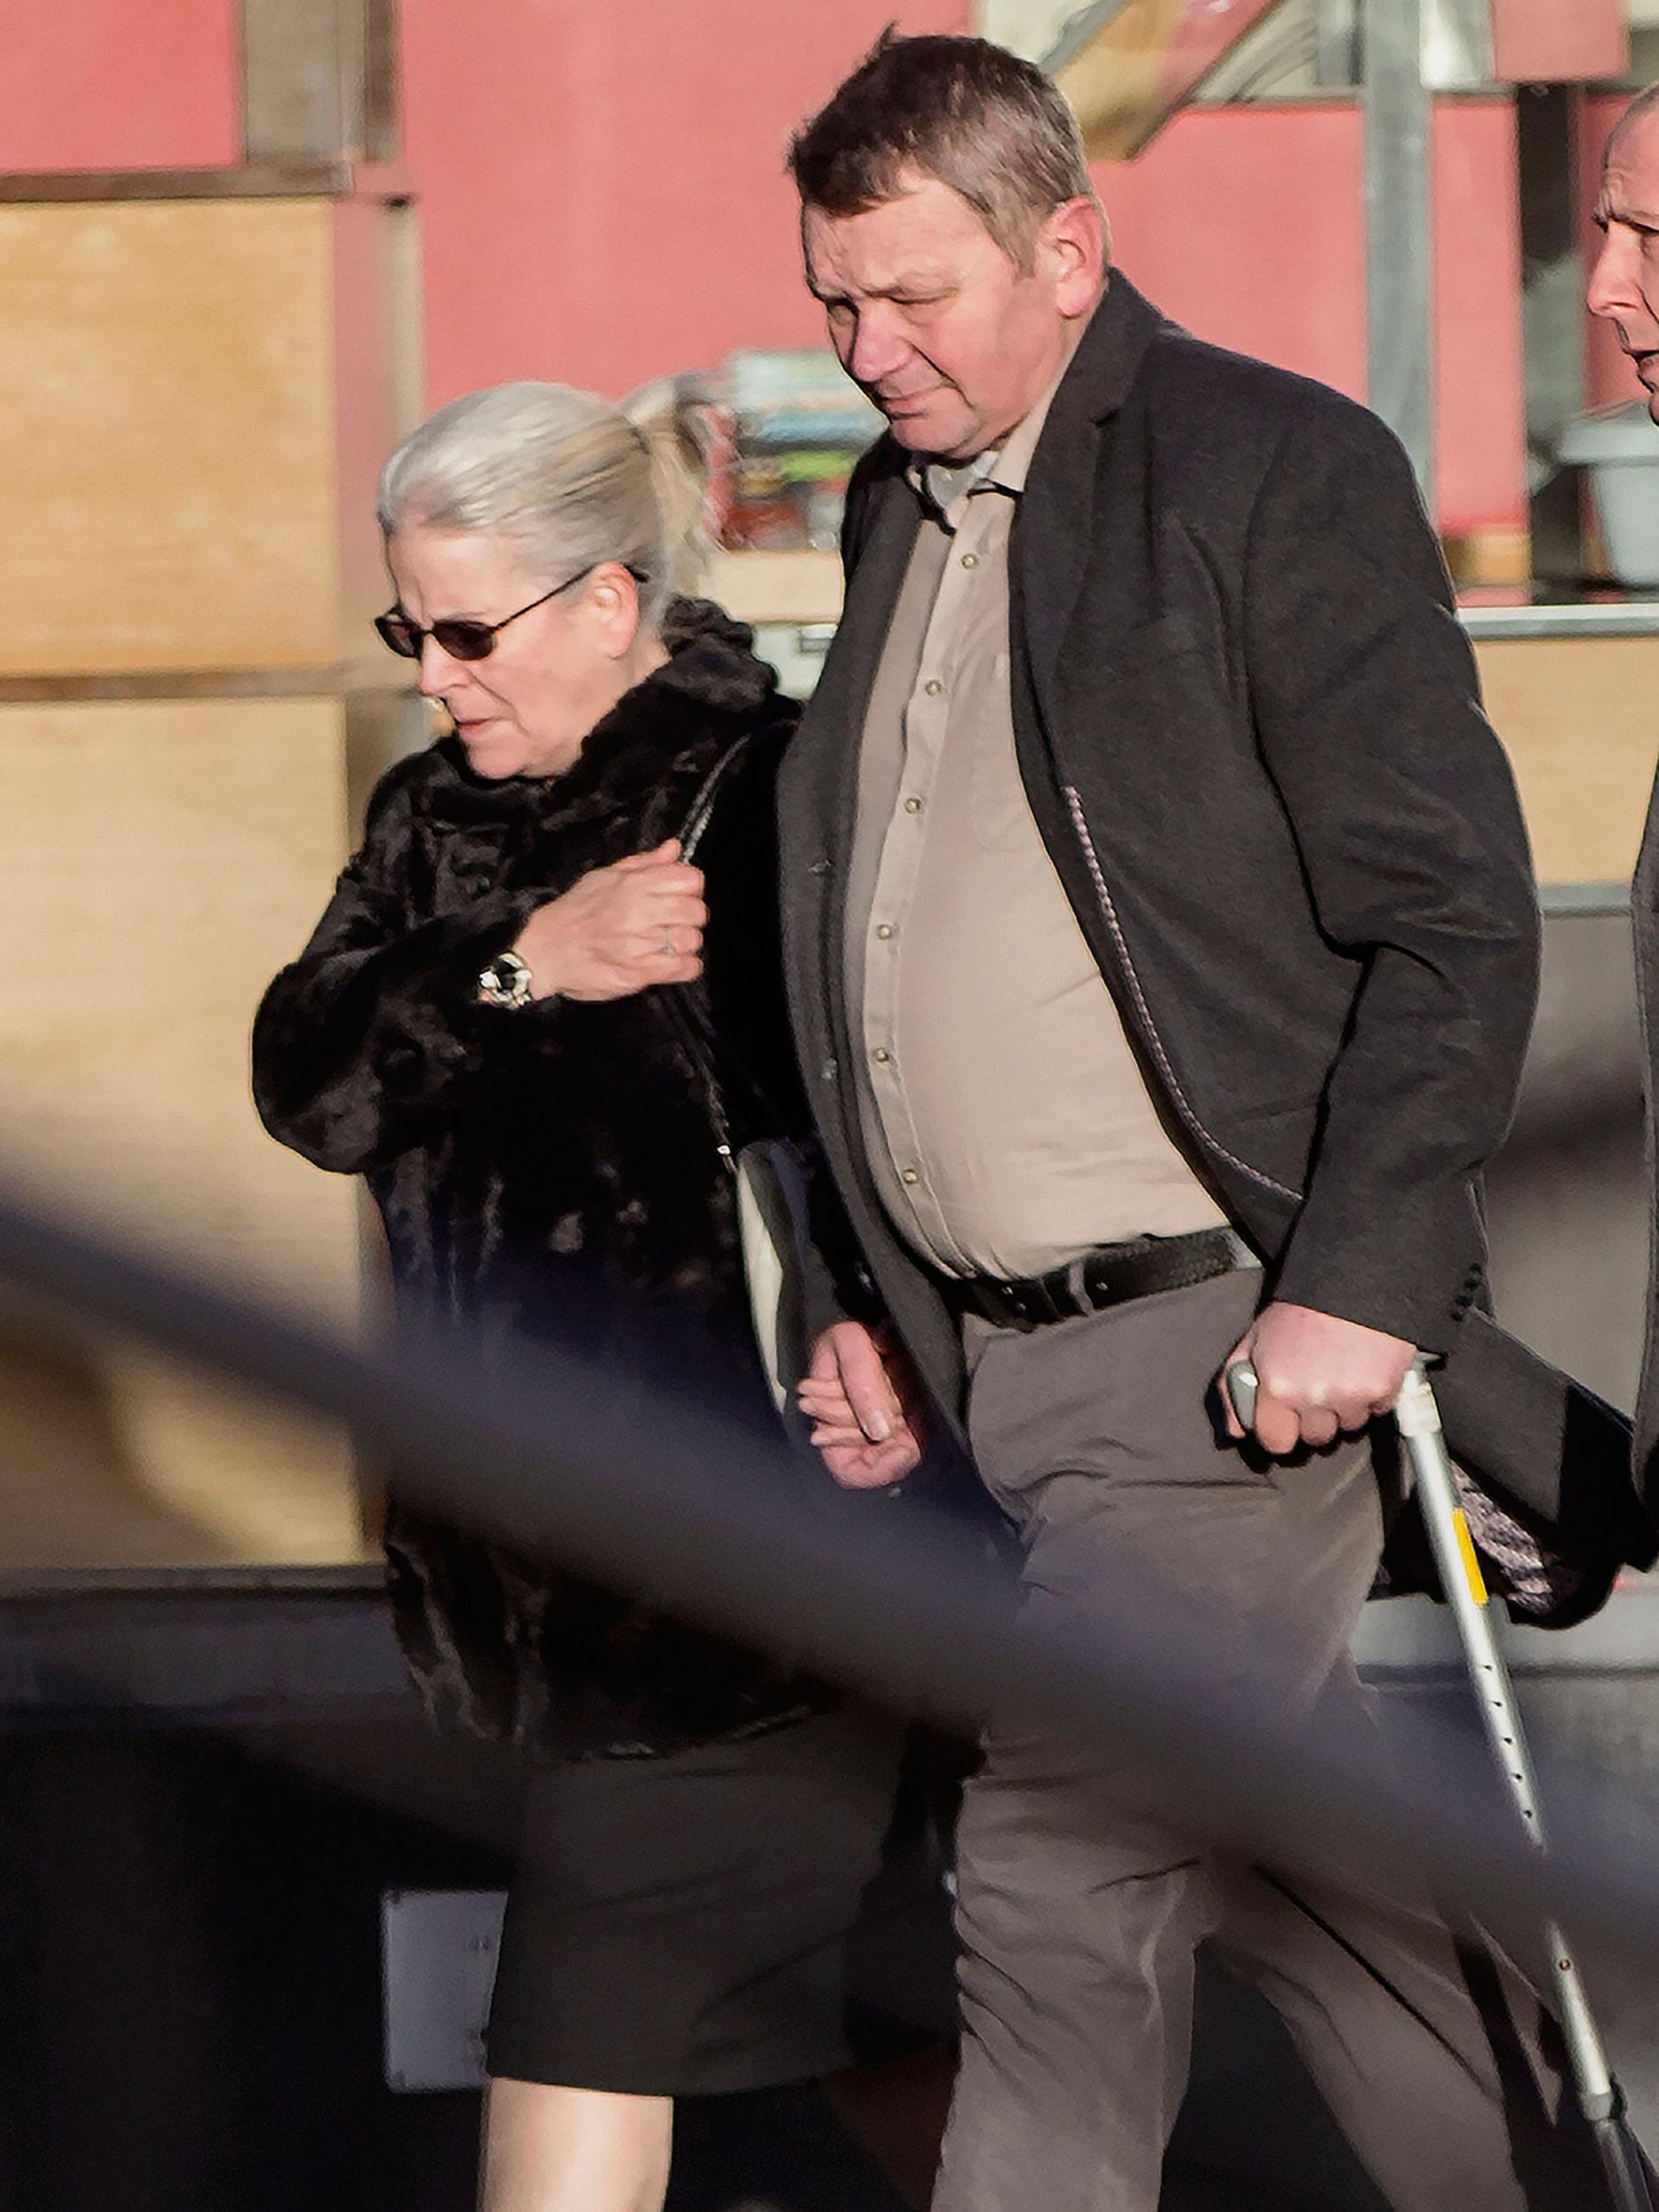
[415,596,782,833]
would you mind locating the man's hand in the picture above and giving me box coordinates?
[511,841,707,1001]
[1220,1300,1415,1455]
[796,1321,925,1490]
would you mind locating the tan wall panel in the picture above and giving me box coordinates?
[0,696,368,1565]
[1475,635,1659,886]
[705,549,842,626]
[0,200,342,673]
[334,195,422,658]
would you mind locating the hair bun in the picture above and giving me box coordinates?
[619,375,722,603]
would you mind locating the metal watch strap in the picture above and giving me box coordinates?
[478,949,534,1009]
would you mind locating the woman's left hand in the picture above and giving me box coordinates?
[511,840,707,1000]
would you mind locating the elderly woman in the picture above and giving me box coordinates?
[253,382,949,2212]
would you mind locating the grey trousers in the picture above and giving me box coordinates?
[932,1270,1603,2212]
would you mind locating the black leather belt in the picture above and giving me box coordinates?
[950,1225,1259,1333]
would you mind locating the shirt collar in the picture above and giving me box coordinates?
[904,317,1090,526]
[910,445,998,522]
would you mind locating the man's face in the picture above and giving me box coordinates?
[802,170,1102,461]
[1590,110,1659,421]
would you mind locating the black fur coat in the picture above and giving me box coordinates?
[253,600,833,1758]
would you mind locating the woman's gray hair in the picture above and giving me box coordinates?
[375,379,713,629]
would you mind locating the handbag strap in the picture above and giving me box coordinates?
[657,733,756,1164]
[677,733,752,863]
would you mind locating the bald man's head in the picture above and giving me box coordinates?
[1610,81,1659,157]
[1591,87,1659,421]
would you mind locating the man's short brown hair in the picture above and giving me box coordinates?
[788,31,1102,269]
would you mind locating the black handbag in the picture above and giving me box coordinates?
[661,741,817,1413]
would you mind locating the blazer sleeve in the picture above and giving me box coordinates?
[1240,400,1540,1352]
[251,765,547,1177]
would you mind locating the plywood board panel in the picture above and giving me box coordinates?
[0,200,342,674]
[0,696,367,1564]
[705,549,842,626]
[1476,635,1659,887]
[334,194,423,664]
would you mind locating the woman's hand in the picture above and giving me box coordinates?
[512,841,707,1002]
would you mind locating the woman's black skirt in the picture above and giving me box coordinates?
[485,1704,956,2095]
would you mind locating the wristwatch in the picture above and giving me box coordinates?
[477,949,534,1010]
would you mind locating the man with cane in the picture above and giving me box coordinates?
[779,31,1653,2211]
[1591,83,1659,1518]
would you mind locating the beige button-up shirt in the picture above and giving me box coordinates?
[844,365,1227,1281]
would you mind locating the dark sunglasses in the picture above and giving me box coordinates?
[374,563,647,662]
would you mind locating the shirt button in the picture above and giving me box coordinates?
[872,1047,891,1064]
[901,1167,920,1187]
[820,1058,838,1083]
[902,795,923,815]
[923,679,943,697]
[961,552,979,570]
[875,923,895,941]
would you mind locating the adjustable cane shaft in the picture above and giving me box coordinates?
[1392,1364,1620,2120]
[1226,1355,1648,2207]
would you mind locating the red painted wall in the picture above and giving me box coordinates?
[403,9,1525,536]
[1097,106,1368,407]
[0,3,1556,534]
[1491,0,1627,86]
[1098,98,1526,534]
[0,0,239,171]
[399,0,971,407]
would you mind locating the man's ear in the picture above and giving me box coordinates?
[1041,196,1109,317]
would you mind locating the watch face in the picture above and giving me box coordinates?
[480,954,531,1007]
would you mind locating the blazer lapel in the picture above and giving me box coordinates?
[779,463,920,1178]
[802,471,921,874]
[787,467,922,1045]
[1016,272,1170,704]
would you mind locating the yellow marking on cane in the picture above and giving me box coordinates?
[1453,1509,1489,1607]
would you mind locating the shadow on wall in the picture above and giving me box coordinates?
[0,1323,241,1570]
[1485,910,1646,1415]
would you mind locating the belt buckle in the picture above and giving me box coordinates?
[1065,1253,1101,1317]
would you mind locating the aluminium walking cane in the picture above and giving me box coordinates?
[1228,1356,1654,2212]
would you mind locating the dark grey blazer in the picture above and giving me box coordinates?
[1632,795,1659,1517]
[779,272,1655,1624]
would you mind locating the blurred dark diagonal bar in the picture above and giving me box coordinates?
[0,1170,1653,1996]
